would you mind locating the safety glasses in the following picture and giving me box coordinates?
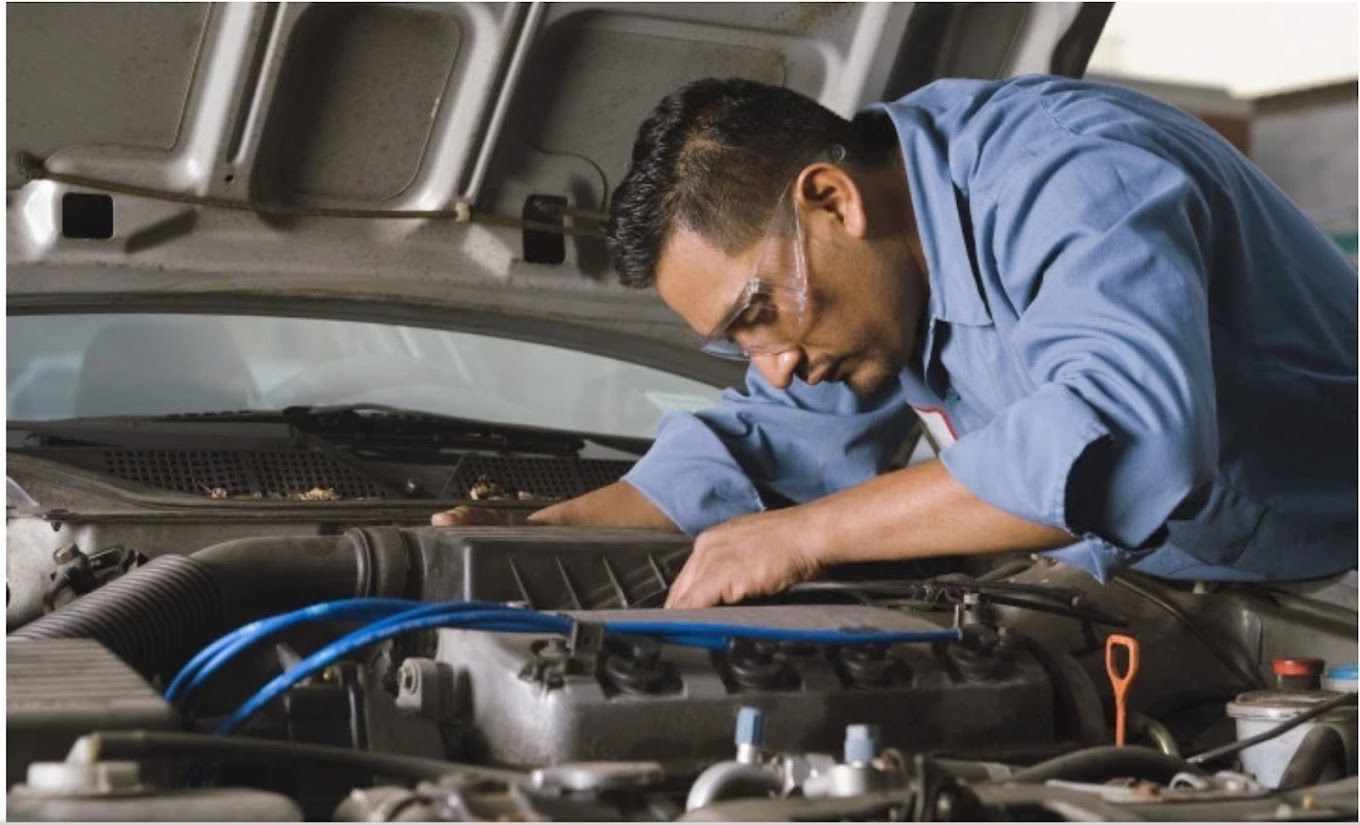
[698,184,810,361]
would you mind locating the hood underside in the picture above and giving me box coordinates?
[6,2,1108,382]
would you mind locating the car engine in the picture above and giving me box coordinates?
[6,431,1358,822]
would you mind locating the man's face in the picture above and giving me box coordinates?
[655,162,928,396]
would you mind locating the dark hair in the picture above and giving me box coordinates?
[606,78,897,288]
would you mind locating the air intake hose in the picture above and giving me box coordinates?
[9,529,414,677]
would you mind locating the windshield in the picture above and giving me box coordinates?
[7,313,721,440]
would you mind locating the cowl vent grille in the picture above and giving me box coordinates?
[101,449,387,498]
[447,455,635,500]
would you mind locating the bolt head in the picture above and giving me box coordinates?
[399,662,419,692]
[735,706,768,747]
[843,724,881,764]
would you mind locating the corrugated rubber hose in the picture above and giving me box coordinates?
[9,555,221,676]
[9,530,413,677]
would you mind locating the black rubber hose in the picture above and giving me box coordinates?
[1277,725,1350,790]
[9,529,412,676]
[9,555,222,675]
[70,730,522,785]
[193,535,374,625]
[1004,745,1204,785]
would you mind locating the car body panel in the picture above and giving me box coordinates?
[7,2,1107,384]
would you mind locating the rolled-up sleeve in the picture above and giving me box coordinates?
[940,136,1218,554]
[624,368,916,535]
[622,409,767,534]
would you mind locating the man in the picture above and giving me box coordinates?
[434,76,1357,609]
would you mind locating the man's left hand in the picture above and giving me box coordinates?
[664,507,824,608]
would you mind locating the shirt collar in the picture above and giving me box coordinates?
[865,100,993,329]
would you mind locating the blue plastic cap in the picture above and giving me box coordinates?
[844,723,881,764]
[1327,664,1358,679]
[735,706,767,747]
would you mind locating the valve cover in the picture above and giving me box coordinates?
[428,605,1059,766]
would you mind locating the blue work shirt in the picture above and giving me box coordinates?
[623,76,1358,582]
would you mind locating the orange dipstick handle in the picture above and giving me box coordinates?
[1105,634,1140,746]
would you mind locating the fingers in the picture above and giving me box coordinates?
[664,543,723,609]
[664,515,814,609]
[668,529,718,609]
[430,508,462,526]
[665,574,719,609]
[664,557,696,608]
[663,564,690,608]
[428,506,514,527]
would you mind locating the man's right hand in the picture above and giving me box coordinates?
[429,506,522,527]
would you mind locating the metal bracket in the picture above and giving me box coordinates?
[566,620,604,656]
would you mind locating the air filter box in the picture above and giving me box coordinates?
[392,526,692,610]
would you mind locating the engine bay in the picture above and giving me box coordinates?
[6,415,1358,821]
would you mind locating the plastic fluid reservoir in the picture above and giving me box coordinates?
[1324,664,1358,693]
[1226,689,1358,789]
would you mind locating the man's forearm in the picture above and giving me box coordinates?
[664,458,1078,608]
[533,462,1071,554]
[530,480,681,533]
[803,459,1074,564]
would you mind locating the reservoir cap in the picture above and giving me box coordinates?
[1273,657,1325,678]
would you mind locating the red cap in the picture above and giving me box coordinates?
[1273,657,1325,677]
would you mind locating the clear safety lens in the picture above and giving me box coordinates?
[698,187,809,360]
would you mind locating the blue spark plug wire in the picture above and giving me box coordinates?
[166,599,514,710]
[216,607,572,734]
[211,599,964,736]
[604,621,961,647]
[166,598,418,706]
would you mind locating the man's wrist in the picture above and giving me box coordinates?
[793,496,850,569]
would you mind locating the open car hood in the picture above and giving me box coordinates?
[6,2,1108,385]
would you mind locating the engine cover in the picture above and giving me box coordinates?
[428,605,1060,766]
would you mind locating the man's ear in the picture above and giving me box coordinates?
[794,163,869,240]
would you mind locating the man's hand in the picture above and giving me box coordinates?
[430,506,521,527]
[663,460,1075,610]
[664,508,823,608]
